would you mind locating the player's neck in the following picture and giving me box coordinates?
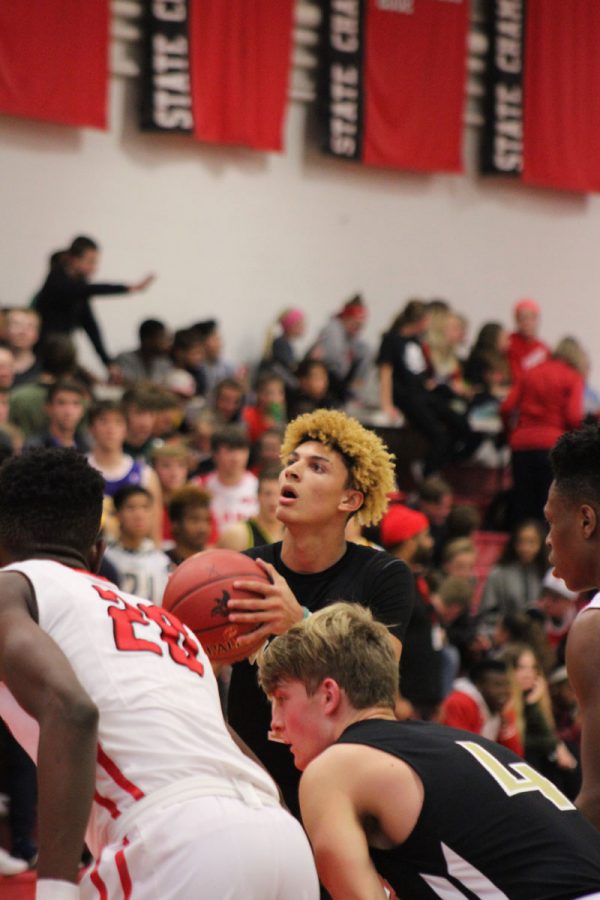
[280,526,347,574]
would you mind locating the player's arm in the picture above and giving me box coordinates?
[300,752,387,900]
[0,573,98,889]
[566,610,600,830]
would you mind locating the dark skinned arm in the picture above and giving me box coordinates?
[0,573,98,884]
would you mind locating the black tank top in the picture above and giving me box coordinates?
[336,718,600,899]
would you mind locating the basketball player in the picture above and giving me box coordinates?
[0,449,319,900]
[258,603,600,899]
[225,409,415,814]
[546,423,600,830]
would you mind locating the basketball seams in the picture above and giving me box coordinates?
[167,572,270,612]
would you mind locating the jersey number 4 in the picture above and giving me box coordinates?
[458,740,575,811]
[93,585,204,677]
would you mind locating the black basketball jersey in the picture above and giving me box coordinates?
[336,719,600,900]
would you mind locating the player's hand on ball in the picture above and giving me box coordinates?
[228,559,304,644]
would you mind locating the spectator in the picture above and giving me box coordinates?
[242,373,286,444]
[211,377,245,426]
[426,308,468,395]
[478,519,548,637]
[414,475,453,565]
[34,235,154,370]
[103,485,171,604]
[437,575,479,676]
[87,400,163,545]
[166,485,213,565]
[445,503,481,541]
[250,427,283,476]
[502,642,578,795]
[113,319,174,386]
[464,321,511,402]
[9,335,83,439]
[507,298,549,381]
[377,299,477,476]
[380,503,444,720]
[219,466,284,551]
[307,294,370,403]
[6,308,41,387]
[24,379,88,452]
[442,537,477,580]
[171,327,206,396]
[194,320,236,396]
[122,387,160,461]
[441,658,523,754]
[287,359,337,420]
[502,336,586,526]
[260,308,306,389]
[196,426,258,538]
[151,443,191,544]
[187,408,217,477]
[537,569,579,657]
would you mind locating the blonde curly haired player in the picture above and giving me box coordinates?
[225,408,415,818]
[280,408,396,527]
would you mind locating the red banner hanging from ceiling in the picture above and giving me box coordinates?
[0,0,110,130]
[523,0,600,193]
[188,0,294,151]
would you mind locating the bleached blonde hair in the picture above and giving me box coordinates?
[280,409,395,526]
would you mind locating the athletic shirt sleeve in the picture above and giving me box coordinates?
[359,551,414,643]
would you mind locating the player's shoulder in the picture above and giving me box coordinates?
[353,543,411,578]
[244,541,280,565]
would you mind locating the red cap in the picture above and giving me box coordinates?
[380,504,429,547]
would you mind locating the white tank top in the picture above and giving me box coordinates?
[0,559,277,857]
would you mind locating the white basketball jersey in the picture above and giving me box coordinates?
[0,559,278,858]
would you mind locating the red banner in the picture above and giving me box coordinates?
[523,0,600,192]
[189,0,294,151]
[362,0,469,172]
[0,1,110,129]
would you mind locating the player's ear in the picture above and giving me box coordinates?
[320,677,343,714]
[581,503,598,539]
[339,489,364,516]
[89,535,106,574]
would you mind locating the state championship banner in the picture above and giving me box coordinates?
[0,0,110,129]
[480,0,525,176]
[522,0,600,193]
[140,0,294,151]
[140,1,194,133]
[320,0,469,173]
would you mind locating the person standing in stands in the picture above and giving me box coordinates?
[34,236,155,371]
[507,298,549,382]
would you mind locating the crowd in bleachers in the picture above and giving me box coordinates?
[0,234,597,874]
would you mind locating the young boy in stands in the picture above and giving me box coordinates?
[103,485,171,604]
[166,485,213,566]
[197,426,258,538]
[25,380,89,452]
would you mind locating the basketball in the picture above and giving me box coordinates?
[163,549,271,664]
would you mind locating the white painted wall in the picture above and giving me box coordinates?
[1,76,599,380]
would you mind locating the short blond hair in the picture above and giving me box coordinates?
[257,602,397,709]
[280,409,395,526]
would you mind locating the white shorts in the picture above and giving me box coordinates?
[79,794,319,899]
